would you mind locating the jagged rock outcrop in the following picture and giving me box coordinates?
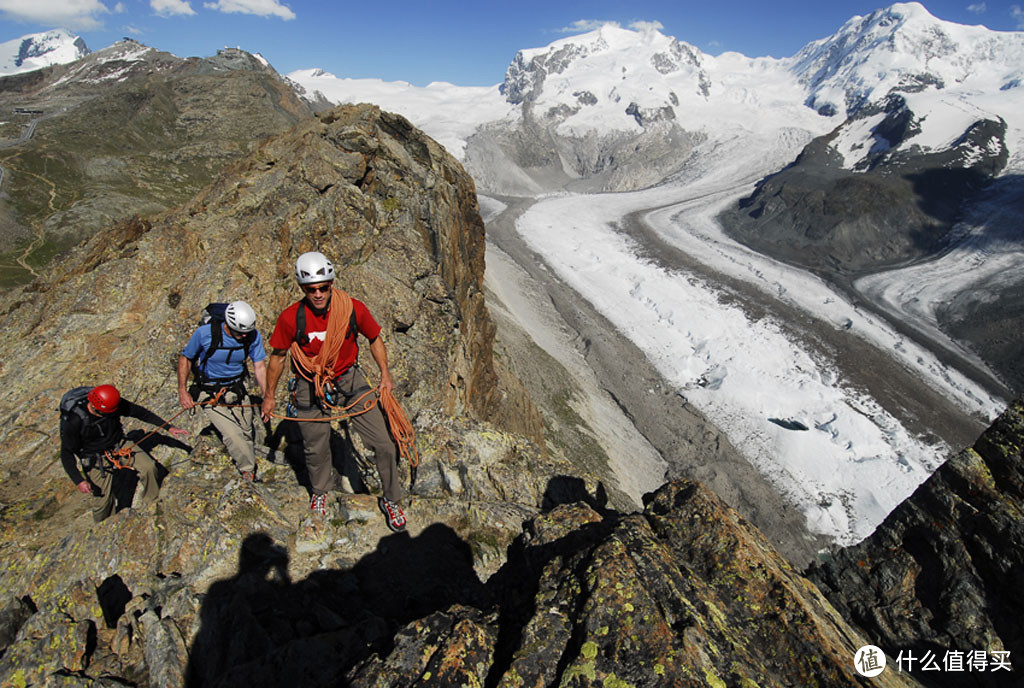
[349,482,923,687]
[0,476,931,687]
[809,397,1024,686]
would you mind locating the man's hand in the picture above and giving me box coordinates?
[379,370,395,396]
[261,396,275,423]
[77,480,92,494]
[178,388,195,410]
[169,426,190,440]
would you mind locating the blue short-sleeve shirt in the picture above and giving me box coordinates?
[182,323,266,380]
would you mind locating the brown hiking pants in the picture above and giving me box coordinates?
[293,366,402,502]
[82,442,159,522]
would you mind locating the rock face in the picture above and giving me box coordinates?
[809,398,1024,686]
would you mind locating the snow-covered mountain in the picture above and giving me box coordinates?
[288,68,512,160]
[0,29,89,76]
[499,23,712,135]
[290,2,1024,190]
[791,2,1024,119]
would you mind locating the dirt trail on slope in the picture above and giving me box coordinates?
[483,195,831,568]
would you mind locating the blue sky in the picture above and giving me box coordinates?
[2,0,1023,85]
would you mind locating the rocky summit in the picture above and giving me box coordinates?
[0,97,1019,687]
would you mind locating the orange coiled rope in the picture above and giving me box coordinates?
[288,287,353,402]
[378,385,419,468]
[286,287,418,465]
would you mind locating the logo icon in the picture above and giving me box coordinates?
[855,645,886,677]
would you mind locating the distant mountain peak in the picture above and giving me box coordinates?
[790,1,1024,117]
[1,28,90,76]
[500,23,710,136]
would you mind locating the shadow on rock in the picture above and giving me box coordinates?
[541,475,608,514]
[186,524,488,687]
[265,418,311,490]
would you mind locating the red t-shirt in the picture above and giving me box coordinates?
[269,297,382,378]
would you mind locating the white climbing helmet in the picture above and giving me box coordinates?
[224,300,257,333]
[295,251,335,285]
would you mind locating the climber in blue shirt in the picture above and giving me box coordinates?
[177,301,268,481]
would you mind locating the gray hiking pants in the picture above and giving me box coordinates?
[82,442,159,522]
[198,388,257,473]
[294,366,403,502]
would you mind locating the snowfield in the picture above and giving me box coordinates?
[511,132,1004,544]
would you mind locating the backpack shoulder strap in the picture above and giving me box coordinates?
[296,302,308,346]
[347,309,358,341]
[199,321,223,369]
[296,301,356,342]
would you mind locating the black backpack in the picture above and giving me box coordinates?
[191,302,256,387]
[58,386,122,450]
[59,386,93,424]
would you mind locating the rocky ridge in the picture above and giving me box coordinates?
[0,41,311,285]
[0,101,586,684]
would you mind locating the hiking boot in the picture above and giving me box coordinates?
[310,493,327,516]
[377,497,406,532]
[240,470,258,482]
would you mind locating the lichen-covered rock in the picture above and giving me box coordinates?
[339,481,923,687]
[0,611,94,685]
[809,398,1024,686]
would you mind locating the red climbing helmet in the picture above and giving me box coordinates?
[88,385,121,414]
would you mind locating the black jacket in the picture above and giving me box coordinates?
[60,400,166,484]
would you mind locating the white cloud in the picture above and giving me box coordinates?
[1013,5,1024,28]
[151,0,194,16]
[628,20,664,32]
[966,2,986,13]
[113,1,124,12]
[0,0,110,28]
[203,0,294,20]
[557,19,620,34]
